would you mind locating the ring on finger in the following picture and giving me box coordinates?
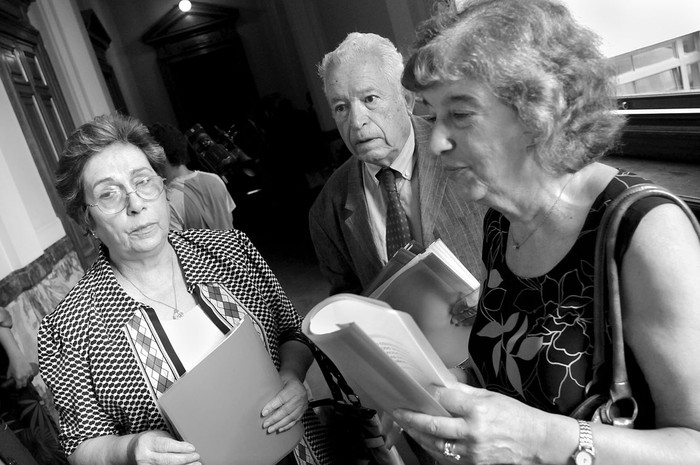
[443,440,461,461]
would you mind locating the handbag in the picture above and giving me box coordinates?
[0,420,40,465]
[570,183,700,427]
[294,333,398,465]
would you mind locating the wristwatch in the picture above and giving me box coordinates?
[572,420,596,465]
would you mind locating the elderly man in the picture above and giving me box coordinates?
[309,32,485,296]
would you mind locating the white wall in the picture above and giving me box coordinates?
[565,0,700,57]
[0,83,60,280]
[29,0,112,125]
[0,0,116,281]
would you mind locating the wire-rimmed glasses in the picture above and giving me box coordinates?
[86,176,166,215]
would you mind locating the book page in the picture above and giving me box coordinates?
[425,239,480,289]
[304,294,454,417]
[369,259,472,367]
[367,239,480,366]
[308,295,453,386]
[370,332,435,387]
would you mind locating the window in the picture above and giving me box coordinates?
[564,0,700,202]
[612,33,700,97]
[564,0,700,101]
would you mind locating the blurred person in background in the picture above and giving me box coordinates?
[149,122,236,230]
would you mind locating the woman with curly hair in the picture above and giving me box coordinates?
[392,0,700,463]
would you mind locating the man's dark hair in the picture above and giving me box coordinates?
[149,122,190,166]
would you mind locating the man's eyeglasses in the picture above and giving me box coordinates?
[86,176,166,215]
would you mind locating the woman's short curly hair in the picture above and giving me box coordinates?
[402,0,626,173]
[55,112,167,230]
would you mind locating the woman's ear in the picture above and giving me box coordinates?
[82,208,97,235]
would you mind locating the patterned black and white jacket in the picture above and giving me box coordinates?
[38,228,325,464]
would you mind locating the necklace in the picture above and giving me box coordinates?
[511,174,574,251]
[114,252,184,320]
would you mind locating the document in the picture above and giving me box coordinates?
[302,294,455,418]
[158,315,303,465]
[367,239,480,367]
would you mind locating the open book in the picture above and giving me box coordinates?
[158,315,303,465]
[366,239,480,367]
[302,294,454,418]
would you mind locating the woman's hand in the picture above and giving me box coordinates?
[70,430,201,465]
[126,430,201,465]
[4,355,34,389]
[392,383,551,464]
[261,374,308,434]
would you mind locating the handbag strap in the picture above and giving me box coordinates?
[286,332,364,407]
[590,183,700,420]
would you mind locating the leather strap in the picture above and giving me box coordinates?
[589,183,700,426]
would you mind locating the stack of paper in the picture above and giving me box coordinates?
[365,239,480,367]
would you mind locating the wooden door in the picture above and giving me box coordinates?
[0,5,98,270]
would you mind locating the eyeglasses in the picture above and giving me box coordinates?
[87,176,166,215]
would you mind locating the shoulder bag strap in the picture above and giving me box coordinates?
[590,183,700,425]
[284,332,363,407]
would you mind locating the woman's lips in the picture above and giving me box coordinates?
[130,223,157,235]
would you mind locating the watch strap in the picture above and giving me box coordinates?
[572,419,596,464]
[577,420,595,453]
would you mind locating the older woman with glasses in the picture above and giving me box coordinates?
[38,113,330,465]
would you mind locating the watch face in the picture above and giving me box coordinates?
[573,449,595,465]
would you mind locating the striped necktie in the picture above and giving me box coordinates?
[376,167,412,259]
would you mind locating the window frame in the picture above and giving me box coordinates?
[613,93,700,166]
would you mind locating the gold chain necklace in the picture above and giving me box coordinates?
[114,252,184,320]
[511,174,574,251]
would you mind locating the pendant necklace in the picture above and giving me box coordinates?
[511,174,574,251]
[114,252,184,320]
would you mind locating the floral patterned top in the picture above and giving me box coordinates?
[468,171,664,425]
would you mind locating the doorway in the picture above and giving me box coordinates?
[165,44,258,132]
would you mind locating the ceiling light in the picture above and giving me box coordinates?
[178,0,192,12]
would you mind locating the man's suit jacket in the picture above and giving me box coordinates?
[309,115,486,295]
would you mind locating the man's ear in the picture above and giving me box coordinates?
[403,89,416,114]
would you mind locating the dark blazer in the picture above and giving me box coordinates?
[309,115,486,295]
